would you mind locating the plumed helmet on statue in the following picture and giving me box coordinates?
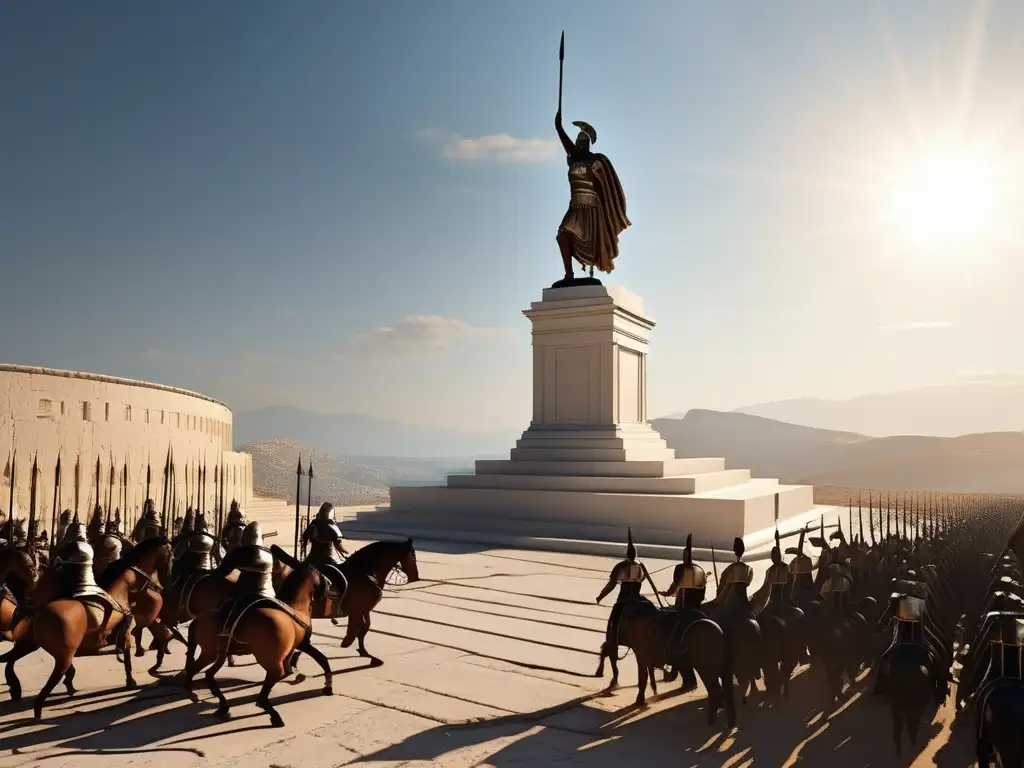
[317,502,335,523]
[572,120,597,144]
[241,520,263,547]
[626,527,636,561]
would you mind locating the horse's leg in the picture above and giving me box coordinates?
[608,646,620,689]
[340,612,359,649]
[297,637,333,696]
[181,620,204,691]
[355,614,381,666]
[595,643,607,678]
[648,666,658,696]
[63,664,78,694]
[132,621,146,658]
[635,657,649,707]
[700,671,723,726]
[255,661,287,728]
[121,618,138,689]
[0,639,37,701]
[34,651,74,721]
[206,643,231,720]
[891,707,905,757]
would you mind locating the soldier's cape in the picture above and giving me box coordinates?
[588,153,630,271]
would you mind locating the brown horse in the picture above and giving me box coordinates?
[0,537,171,720]
[596,598,737,727]
[0,548,37,643]
[184,549,332,727]
[276,538,419,666]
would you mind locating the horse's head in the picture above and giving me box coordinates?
[0,547,38,591]
[398,538,419,583]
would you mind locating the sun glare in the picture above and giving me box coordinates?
[884,145,1004,250]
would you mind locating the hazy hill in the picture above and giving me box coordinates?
[241,438,472,506]
[730,377,1024,437]
[652,409,1024,493]
[234,406,513,458]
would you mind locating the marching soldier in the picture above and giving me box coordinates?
[214,521,277,601]
[660,533,708,690]
[220,500,248,556]
[131,499,162,543]
[596,529,653,658]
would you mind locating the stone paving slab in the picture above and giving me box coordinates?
[1,543,976,767]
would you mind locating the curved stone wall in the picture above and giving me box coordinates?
[0,364,252,526]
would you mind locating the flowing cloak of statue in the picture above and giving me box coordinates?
[558,152,631,274]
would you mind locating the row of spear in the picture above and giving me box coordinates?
[295,454,314,557]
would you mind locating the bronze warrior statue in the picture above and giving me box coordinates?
[553,33,630,283]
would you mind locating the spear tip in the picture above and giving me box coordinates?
[559,30,564,60]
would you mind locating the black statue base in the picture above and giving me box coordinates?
[550,275,603,289]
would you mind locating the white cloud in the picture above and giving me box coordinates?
[343,315,514,358]
[419,129,559,164]
[875,321,954,331]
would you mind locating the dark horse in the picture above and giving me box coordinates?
[887,642,936,757]
[184,546,332,727]
[1,537,171,720]
[276,538,420,666]
[595,597,736,727]
[976,677,1024,768]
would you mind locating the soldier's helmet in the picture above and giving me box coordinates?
[786,525,814,575]
[193,511,210,534]
[11,518,27,543]
[105,518,121,536]
[316,502,336,523]
[144,498,157,517]
[625,528,637,561]
[59,509,72,524]
[241,521,264,547]
[821,562,852,595]
[180,508,195,533]
[770,529,782,566]
[681,562,707,590]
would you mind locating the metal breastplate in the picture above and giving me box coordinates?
[223,525,245,553]
[897,595,926,622]
[58,542,100,594]
[94,536,123,571]
[722,562,754,588]
[568,162,598,206]
[309,538,343,564]
[235,546,276,598]
[187,532,216,570]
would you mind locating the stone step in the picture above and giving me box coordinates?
[508,446,677,462]
[514,435,670,451]
[474,456,726,478]
[445,468,752,494]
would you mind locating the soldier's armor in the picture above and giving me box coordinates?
[55,511,72,545]
[56,523,102,596]
[988,616,1024,680]
[567,159,600,208]
[611,559,645,603]
[93,531,123,576]
[670,562,707,610]
[86,509,105,543]
[232,546,276,599]
[763,562,791,607]
[4,518,27,547]
[304,517,345,564]
[185,528,218,571]
[718,560,754,605]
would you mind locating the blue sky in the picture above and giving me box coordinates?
[2,1,1023,431]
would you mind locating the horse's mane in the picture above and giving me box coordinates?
[341,539,410,574]
[279,562,316,603]
[99,537,168,588]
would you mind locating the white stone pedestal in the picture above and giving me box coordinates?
[350,284,820,556]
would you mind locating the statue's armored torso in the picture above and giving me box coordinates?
[567,159,599,207]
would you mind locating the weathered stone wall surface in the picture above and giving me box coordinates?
[0,364,252,520]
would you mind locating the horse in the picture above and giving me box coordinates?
[183,548,332,727]
[595,598,736,727]
[276,538,419,666]
[153,564,241,672]
[0,536,171,720]
[887,642,936,757]
[0,548,37,643]
[976,677,1024,768]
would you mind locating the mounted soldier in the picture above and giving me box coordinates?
[596,529,654,660]
[661,534,708,690]
[820,561,854,613]
[785,525,817,604]
[86,504,105,545]
[302,502,348,614]
[873,576,934,695]
[213,520,276,601]
[2,517,28,549]
[51,515,107,601]
[220,500,247,556]
[711,538,755,621]
[93,517,128,578]
[54,509,72,548]
[171,511,219,590]
[131,499,162,543]
[170,508,195,553]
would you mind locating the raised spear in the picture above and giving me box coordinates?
[50,452,61,553]
[557,31,564,115]
[122,457,128,523]
[304,457,314,558]
[94,455,101,517]
[4,450,13,549]
[294,454,302,557]
[73,454,80,518]
[857,493,864,544]
[218,454,226,537]
[160,446,170,534]
[28,453,38,544]
[146,452,153,508]
[106,453,115,524]
[201,458,208,517]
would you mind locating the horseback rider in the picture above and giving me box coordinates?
[711,537,755,622]
[661,533,707,690]
[958,613,1024,710]
[2,517,28,549]
[785,525,817,603]
[220,500,248,556]
[131,499,162,543]
[52,516,105,600]
[86,504,105,545]
[93,517,127,578]
[171,510,219,588]
[213,520,277,600]
[170,508,195,552]
[596,528,653,658]
[873,575,933,695]
[820,561,854,613]
[302,502,348,614]
[752,530,798,614]
[54,509,72,547]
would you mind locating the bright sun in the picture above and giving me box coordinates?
[884,145,1004,249]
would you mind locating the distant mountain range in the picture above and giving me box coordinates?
[653,409,1024,493]
[724,377,1024,437]
[233,406,514,458]
[241,437,473,506]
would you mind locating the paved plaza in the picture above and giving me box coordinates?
[0,525,976,768]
